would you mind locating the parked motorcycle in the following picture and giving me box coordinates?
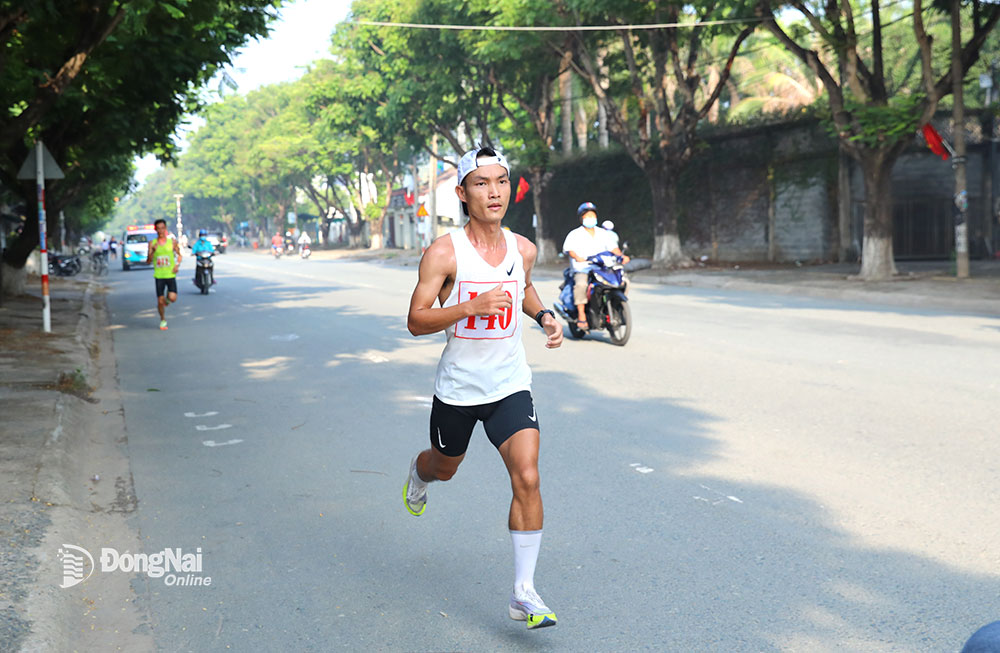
[193,250,215,295]
[299,242,311,259]
[48,253,82,277]
[553,251,631,346]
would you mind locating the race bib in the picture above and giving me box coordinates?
[455,280,518,340]
[156,255,171,268]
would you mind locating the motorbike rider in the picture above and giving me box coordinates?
[297,230,312,254]
[562,202,628,331]
[284,231,295,253]
[271,232,283,255]
[191,229,215,285]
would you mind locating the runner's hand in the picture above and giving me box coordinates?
[468,284,512,316]
[542,316,562,349]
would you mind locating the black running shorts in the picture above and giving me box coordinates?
[155,277,177,298]
[430,390,539,457]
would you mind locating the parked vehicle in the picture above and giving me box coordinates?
[48,253,82,277]
[553,251,632,346]
[121,225,157,271]
[193,250,215,295]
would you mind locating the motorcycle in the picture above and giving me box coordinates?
[272,244,282,259]
[299,242,311,259]
[48,253,82,277]
[284,239,295,255]
[553,251,632,346]
[193,250,215,294]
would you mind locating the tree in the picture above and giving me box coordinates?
[1,0,278,290]
[756,0,1000,279]
[562,1,756,264]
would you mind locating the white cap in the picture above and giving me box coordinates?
[601,220,615,230]
[457,147,510,185]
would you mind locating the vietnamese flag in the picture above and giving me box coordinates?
[515,176,531,203]
[922,123,949,160]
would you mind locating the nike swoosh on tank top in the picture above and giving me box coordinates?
[434,228,532,405]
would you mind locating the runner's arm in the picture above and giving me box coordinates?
[407,238,511,336]
[518,236,562,349]
[145,241,155,265]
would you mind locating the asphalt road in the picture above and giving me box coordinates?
[104,251,1000,652]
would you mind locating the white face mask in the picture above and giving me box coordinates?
[582,216,598,228]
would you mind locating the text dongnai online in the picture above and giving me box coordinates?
[100,547,211,586]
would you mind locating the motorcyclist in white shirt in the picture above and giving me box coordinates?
[296,230,312,255]
[562,202,628,331]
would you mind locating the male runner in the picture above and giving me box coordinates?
[404,145,563,629]
[145,219,182,330]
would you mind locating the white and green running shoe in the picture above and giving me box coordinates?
[403,456,426,516]
[509,585,557,629]
[159,320,168,331]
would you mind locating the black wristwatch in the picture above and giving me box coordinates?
[534,309,555,327]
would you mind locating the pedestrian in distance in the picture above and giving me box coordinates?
[145,219,182,331]
[404,145,563,629]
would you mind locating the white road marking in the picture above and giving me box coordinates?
[364,353,389,363]
[629,463,654,474]
[203,439,243,447]
[410,396,434,407]
[196,424,233,431]
[694,484,743,505]
[184,411,218,418]
[270,334,300,341]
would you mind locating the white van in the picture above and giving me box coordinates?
[122,224,157,271]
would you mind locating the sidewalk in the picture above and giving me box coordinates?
[0,274,152,652]
[299,245,1000,315]
[631,258,1000,315]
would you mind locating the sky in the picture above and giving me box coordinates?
[132,0,353,185]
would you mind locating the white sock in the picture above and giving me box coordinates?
[511,530,542,593]
[410,458,429,487]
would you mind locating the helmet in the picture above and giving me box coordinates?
[601,220,615,231]
[285,231,291,237]
[198,229,207,237]
[577,201,597,217]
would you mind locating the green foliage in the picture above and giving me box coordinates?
[1,0,281,266]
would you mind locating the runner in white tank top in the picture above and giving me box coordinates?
[403,146,564,629]
[434,226,532,405]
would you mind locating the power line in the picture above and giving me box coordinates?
[353,18,765,32]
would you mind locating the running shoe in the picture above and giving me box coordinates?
[159,320,168,331]
[403,455,426,516]
[509,585,556,629]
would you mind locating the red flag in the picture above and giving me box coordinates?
[515,176,531,203]
[404,190,415,206]
[922,124,949,160]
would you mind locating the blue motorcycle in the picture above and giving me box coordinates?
[553,251,631,346]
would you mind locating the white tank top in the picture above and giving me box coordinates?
[434,227,532,405]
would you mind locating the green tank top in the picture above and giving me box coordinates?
[152,238,176,279]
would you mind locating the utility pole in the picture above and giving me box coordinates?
[952,0,970,278]
[429,134,438,237]
[17,140,63,332]
[173,194,184,244]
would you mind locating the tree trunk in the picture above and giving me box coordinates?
[857,153,898,280]
[529,168,556,264]
[837,146,853,262]
[560,51,573,156]
[647,164,685,265]
[1,262,27,297]
[597,101,609,148]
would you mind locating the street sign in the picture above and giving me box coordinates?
[287,211,297,224]
[417,203,429,218]
[17,142,64,180]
